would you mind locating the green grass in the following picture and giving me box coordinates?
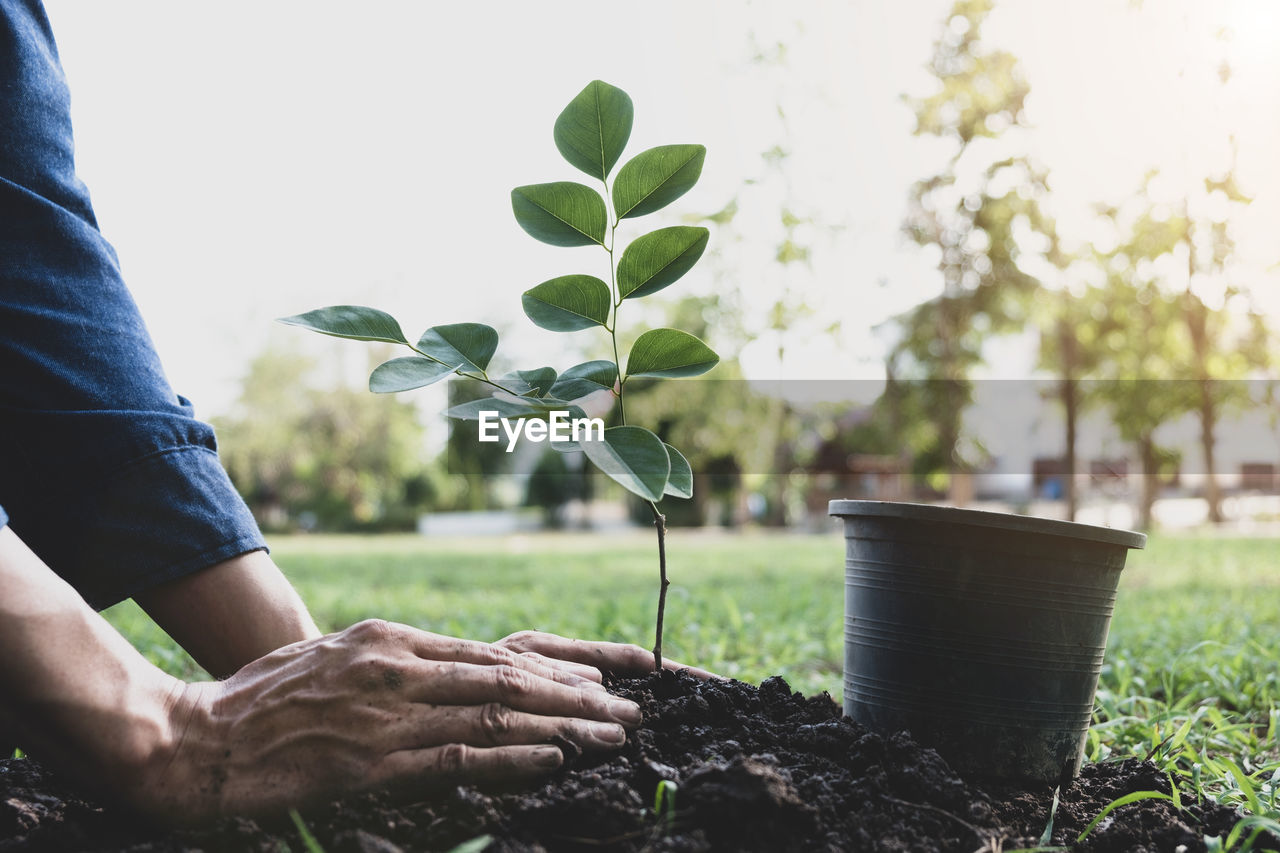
[1089,533,1280,849]
[105,529,848,693]
[102,528,1280,846]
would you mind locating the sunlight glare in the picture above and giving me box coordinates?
[1223,0,1280,71]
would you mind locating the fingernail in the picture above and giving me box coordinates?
[590,722,627,745]
[610,699,643,726]
[531,746,563,768]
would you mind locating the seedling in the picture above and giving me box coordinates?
[288,809,327,853]
[653,779,678,827]
[281,80,717,669]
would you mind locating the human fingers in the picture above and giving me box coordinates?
[418,661,642,727]
[363,742,566,794]
[656,655,720,680]
[342,620,606,693]
[380,702,627,753]
[496,630,722,680]
[491,637,605,684]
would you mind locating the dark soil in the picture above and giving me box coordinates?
[0,672,1254,852]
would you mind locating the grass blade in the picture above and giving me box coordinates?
[1223,815,1280,851]
[1038,786,1061,846]
[1077,790,1175,842]
[1221,757,1264,816]
[288,810,327,853]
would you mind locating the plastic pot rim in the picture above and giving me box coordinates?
[828,499,1146,551]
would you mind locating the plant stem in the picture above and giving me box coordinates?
[407,344,522,397]
[602,179,658,671]
[648,500,669,672]
[604,211,627,424]
[453,371,522,397]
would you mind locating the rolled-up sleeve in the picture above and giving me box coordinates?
[0,406,266,610]
[0,0,265,609]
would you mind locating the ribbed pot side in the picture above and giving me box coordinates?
[829,500,1146,784]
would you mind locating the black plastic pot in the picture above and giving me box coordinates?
[829,499,1146,784]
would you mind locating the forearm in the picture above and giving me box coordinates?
[135,549,322,678]
[0,526,184,800]
[0,524,652,824]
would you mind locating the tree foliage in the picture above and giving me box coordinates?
[891,0,1056,497]
[1067,167,1270,528]
[214,342,433,531]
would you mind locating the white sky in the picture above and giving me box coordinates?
[44,0,1280,418]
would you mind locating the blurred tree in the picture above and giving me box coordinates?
[622,306,776,527]
[1079,169,1270,529]
[892,0,1054,502]
[445,376,521,511]
[1034,281,1114,520]
[688,32,831,527]
[214,341,433,531]
[524,448,591,528]
[1084,183,1196,531]
[1085,292,1191,532]
[1179,155,1269,523]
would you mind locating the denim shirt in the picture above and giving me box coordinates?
[0,1,265,609]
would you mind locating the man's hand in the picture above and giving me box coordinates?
[0,525,707,827]
[495,630,720,680]
[138,620,642,822]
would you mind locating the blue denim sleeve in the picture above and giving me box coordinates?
[0,1,266,609]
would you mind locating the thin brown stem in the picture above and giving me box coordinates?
[405,345,522,397]
[648,501,669,671]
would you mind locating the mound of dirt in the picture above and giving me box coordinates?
[0,672,1249,852]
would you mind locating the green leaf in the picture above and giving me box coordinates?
[548,360,618,400]
[416,324,498,373]
[663,443,693,498]
[618,226,709,299]
[613,145,706,220]
[500,367,557,397]
[288,810,327,853]
[1037,787,1060,846]
[512,182,607,247]
[522,275,611,331]
[554,80,633,181]
[277,305,407,344]
[369,356,455,393]
[1076,791,1174,842]
[626,328,719,378]
[443,836,493,853]
[446,396,584,421]
[580,425,669,502]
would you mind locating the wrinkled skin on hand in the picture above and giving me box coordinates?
[494,630,719,681]
[136,620,646,822]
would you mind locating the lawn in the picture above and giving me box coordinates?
[104,528,1280,846]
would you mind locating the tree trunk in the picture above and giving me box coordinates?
[1138,434,1158,531]
[885,358,911,501]
[1187,297,1223,524]
[1063,375,1078,522]
[941,376,968,506]
[939,297,969,507]
[1058,311,1080,522]
[763,399,793,527]
[1184,216,1223,524]
[1198,376,1223,523]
